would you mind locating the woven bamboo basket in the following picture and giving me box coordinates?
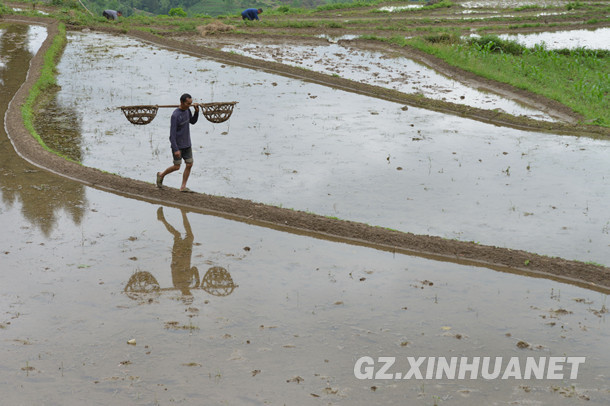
[120,105,159,125]
[200,102,237,123]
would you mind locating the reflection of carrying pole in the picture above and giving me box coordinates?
[120,102,237,125]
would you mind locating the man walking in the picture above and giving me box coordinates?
[157,94,199,192]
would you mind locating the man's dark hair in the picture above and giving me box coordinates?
[258,8,263,13]
[180,93,192,103]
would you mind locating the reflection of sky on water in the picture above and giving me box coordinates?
[316,33,359,42]
[461,9,498,13]
[378,5,424,11]
[26,25,47,54]
[459,10,566,16]
[499,28,610,50]
[462,0,567,8]
[52,32,610,265]
[217,42,554,120]
[0,25,47,69]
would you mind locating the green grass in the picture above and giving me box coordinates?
[21,23,81,162]
[316,0,382,12]
[271,5,309,15]
[0,2,12,16]
[407,35,610,126]
[514,5,543,11]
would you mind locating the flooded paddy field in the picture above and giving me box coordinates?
[2,181,609,405]
[460,0,568,8]
[1,20,610,405]
[207,39,554,120]
[49,31,610,265]
[498,28,610,51]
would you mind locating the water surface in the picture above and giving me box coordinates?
[213,40,554,120]
[499,28,610,50]
[50,31,610,265]
[1,22,609,406]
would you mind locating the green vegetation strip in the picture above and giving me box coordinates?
[403,34,610,127]
[20,22,80,162]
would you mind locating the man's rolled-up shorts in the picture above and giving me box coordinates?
[173,147,193,165]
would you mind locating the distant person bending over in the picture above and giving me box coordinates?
[102,9,122,20]
[241,8,263,21]
[156,93,199,192]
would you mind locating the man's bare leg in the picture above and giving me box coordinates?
[180,163,193,191]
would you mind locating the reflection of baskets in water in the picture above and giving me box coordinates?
[201,266,237,296]
[120,105,159,125]
[124,271,161,300]
[200,102,237,123]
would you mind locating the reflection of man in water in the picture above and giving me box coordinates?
[157,207,199,296]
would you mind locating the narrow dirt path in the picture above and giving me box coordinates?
[4,17,610,293]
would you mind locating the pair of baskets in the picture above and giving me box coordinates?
[120,101,237,125]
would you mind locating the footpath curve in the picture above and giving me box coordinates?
[4,17,610,293]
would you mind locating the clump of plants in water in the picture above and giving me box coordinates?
[467,34,527,55]
[423,32,461,44]
[566,1,586,11]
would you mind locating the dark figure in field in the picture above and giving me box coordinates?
[157,207,199,296]
[102,10,122,20]
[241,8,263,21]
[156,93,199,192]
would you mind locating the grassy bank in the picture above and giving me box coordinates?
[402,35,610,127]
[20,22,80,162]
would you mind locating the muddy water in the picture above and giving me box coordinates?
[378,5,424,11]
[2,22,610,406]
[212,40,554,120]
[499,28,610,51]
[2,189,610,405]
[51,31,610,265]
[461,0,568,8]
[1,24,87,237]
